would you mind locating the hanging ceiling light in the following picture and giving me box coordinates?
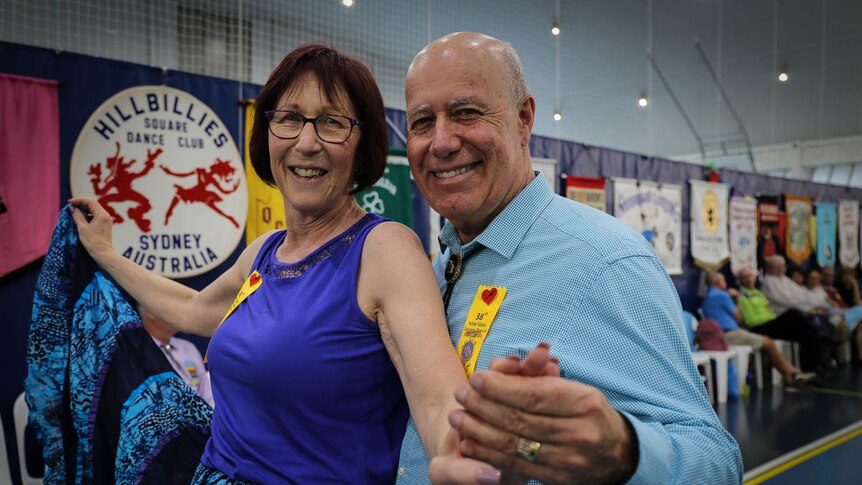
[778,63,789,82]
[553,111,562,121]
[551,22,560,36]
[638,92,648,108]
[342,0,354,7]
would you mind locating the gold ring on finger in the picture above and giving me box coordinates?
[515,436,541,462]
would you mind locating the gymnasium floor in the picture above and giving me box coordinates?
[717,364,862,484]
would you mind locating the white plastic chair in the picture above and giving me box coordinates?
[770,339,799,386]
[14,392,43,485]
[698,349,741,403]
[0,415,14,485]
[691,352,715,404]
[690,313,741,403]
[729,345,753,390]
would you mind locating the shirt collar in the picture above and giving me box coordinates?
[438,173,554,259]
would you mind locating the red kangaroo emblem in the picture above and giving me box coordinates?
[88,142,160,232]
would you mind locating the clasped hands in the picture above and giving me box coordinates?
[430,344,638,485]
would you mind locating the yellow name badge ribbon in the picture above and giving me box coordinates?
[204,270,263,362]
[455,285,507,376]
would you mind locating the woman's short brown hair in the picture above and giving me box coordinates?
[249,44,387,194]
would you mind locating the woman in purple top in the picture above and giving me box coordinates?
[70,45,469,483]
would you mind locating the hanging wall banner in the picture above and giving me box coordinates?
[613,178,682,274]
[729,196,758,275]
[839,200,860,268]
[355,155,413,227]
[689,180,730,270]
[566,175,606,212]
[757,195,781,268]
[70,86,248,278]
[0,74,60,278]
[784,194,813,265]
[816,202,837,268]
[244,102,286,245]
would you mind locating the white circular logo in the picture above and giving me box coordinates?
[70,86,247,278]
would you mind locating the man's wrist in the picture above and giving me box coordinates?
[612,412,639,483]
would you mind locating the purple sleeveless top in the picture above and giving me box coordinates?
[201,213,409,483]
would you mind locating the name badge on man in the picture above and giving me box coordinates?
[456,285,507,376]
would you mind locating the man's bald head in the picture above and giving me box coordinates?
[408,32,528,109]
[764,255,786,276]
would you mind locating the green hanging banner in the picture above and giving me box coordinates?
[356,148,413,226]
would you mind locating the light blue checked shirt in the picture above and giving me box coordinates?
[397,175,742,484]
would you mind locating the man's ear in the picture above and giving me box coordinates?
[518,94,536,144]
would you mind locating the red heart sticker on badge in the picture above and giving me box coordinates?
[250,273,261,285]
[481,287,497,305]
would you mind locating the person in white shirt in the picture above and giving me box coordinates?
[140,305,214,406]
[761,256,828,316]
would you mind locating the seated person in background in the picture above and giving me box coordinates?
[806,268,861,365]
[787,264,806,286]
[737,267,827,372]
[819,266,846,307]
[836,267,862,363]
[798,268,849,360]
[140,305,214,406]
[836,267,862,308]
[702,272,815,384]
[762,256,831,317]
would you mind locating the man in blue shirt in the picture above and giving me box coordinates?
[399,32,742,484]
[702,272,815,386]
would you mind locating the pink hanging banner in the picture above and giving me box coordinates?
[0,73,60,278]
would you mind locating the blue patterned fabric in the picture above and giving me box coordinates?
[397,175,743,484]
[26,205,96,484]
[116,373,213,485]
[191,463,255,485]
[69,272,144,482]
[26,206,212,484]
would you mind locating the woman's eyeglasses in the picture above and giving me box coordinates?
[265,110,362,144]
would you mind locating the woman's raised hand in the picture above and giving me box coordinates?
[68,198,117,262]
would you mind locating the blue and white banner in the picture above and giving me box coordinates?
[840,200,860,268]
[690,180,730,270]
[729,196,758,276]
[613,178,682,274]
[816,202,837,268]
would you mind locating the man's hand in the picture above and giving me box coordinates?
[448,347,638,485]
[428,344,556,485]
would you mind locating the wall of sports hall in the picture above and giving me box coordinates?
[2,1,862,484]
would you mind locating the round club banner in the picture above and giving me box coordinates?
[70,86,247,278]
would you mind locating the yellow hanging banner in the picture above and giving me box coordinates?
[244,102,286,244]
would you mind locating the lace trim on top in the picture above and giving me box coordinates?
[259,214,373,279]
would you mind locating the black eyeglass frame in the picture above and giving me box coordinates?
[264,110,362,144]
